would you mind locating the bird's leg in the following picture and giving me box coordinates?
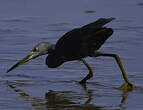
[79,58,94,84]
[97,53,136,90]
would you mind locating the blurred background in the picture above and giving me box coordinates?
[0,0,143,110]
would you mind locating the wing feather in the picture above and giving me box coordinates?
[54,18,115,60]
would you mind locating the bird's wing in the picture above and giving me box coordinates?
[87,27,113,51]
[80,18,115,51]
[55,28,82,59]
[80,18,115,36]
[54,18,115,59]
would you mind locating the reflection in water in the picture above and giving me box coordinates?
[7,81,101,110]
[45,90,76,108]
[120,91,128,107]
[7,81,132,110]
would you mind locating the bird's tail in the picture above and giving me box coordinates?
[82,17,115,30]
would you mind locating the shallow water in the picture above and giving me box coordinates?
[0,0,143,110]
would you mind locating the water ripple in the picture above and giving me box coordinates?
[46,22,71,32]
[0,28,27,34]
[115,25,143,32]
[0,17,32,23]
[47,23,69,26]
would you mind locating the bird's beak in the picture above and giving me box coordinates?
[6,53,36,73]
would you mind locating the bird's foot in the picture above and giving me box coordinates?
[117,82,136,91]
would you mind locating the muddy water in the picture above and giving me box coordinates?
[0,0,143,110]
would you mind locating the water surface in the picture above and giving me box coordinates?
[0,0,143,110]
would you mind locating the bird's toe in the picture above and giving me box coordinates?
[117,82,137,91]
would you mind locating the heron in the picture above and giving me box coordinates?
[7,18,135,89]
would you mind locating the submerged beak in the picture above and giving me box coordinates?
[7,53,35,73]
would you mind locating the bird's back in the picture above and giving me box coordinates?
[46,18,114,68]
[54,28,82,60]
[55,18,114,58]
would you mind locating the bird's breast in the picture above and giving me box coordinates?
[45,54,64,68]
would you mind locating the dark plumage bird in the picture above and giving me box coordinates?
[7,18,134,88]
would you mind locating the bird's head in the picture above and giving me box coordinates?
[6,42,55,73]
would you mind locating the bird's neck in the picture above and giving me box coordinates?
[48,44,56,54]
